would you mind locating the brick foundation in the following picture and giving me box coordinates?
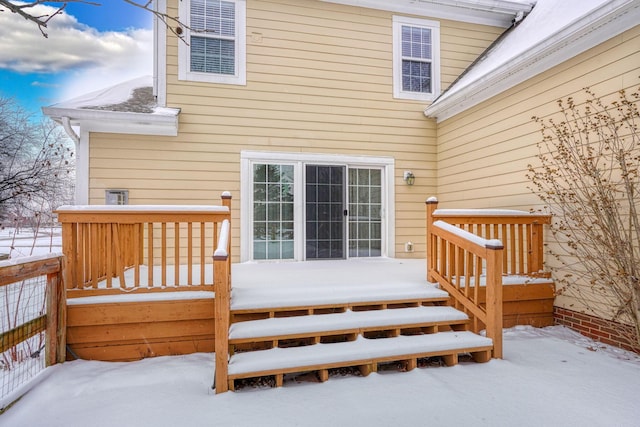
[554,307,639,353]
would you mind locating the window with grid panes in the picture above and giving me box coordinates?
[393,16,440,101]
[179,0,246,85]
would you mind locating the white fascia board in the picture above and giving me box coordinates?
[425,0,640,122]
[42,107,180,137]
[319,0,533,27]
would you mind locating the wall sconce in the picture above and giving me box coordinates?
[403,171,415,186]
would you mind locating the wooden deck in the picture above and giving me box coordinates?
[54,195,555,393]
[64,259,554,362]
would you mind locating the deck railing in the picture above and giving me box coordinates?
[55,193,232,298]
[426,198,551,359]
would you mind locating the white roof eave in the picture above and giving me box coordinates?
[319,0,534,27]
[425,0,640,122]
[42,106,181,137]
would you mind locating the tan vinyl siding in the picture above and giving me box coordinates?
[89,0,504,260]
[434,25,640,316]
[436,25,640,208]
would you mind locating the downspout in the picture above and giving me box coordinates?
[61,116,80,145]
[60,117,87,204]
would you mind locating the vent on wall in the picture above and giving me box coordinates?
[105,189,129,205]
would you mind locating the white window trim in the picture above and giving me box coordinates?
[178,0,247,85]
[240,151,396,262]
[392,15,440,101]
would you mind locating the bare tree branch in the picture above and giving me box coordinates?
[0,0,187,39]
[528,85,640,350]
[0,1,99,37]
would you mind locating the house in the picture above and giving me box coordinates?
[43,0,640,355]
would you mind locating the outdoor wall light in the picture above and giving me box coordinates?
[403,171,415,186]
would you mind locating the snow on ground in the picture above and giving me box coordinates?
[0,227,61,259]
[2,326,639,427]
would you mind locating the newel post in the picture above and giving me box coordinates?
[425,197,439,282]
[214,192,232,393]
[45,256,66,365]
[213,252,230,393]
[485,240,504,359]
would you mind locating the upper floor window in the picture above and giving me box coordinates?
[392,16,440,101]
[178,0,246,85]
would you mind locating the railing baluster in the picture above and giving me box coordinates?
[474,254,481,332]
[134,223,141,286]
[200,222,205,286]
[174,222,180,287]
[106,224,113,288]
[517,224,524,275]
[502,224,508,274]
[161,222,167,286]
[188,222,193,286]
[510,224,516,275]
[148,222,154,287]
[90,223,98,289]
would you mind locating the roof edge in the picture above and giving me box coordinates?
[319,0,533,27]
[424,0,640,122]
[42,106,181,137]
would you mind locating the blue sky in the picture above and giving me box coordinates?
[0,1,154,117]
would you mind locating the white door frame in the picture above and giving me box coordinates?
[240,150,395,262]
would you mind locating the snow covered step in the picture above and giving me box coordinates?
[229,306,469,343]
[231,283,449,312]
[227,331,493,384]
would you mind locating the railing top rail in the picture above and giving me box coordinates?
[214,219,231,260]
[0,253,63,269]
[433,220,504,251]
[0,253,63,287]
[55,205,229,214]
[433,208,549,218]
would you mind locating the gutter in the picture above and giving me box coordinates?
[42,106,181,137]
[319,0,533,27]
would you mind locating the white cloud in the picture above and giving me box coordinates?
[0,3,153,102]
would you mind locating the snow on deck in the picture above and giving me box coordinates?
[228,332,493,376]
[231,258,447,310]
[229,306,468,340]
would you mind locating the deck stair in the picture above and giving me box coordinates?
[224,282,494,390]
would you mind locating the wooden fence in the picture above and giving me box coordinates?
[1,254,66,407]
[426,198,552,358]
[0,254,66,367]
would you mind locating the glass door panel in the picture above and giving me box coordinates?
[348,168,382,257]
[252,164,294,260]
[305,165,345,259]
